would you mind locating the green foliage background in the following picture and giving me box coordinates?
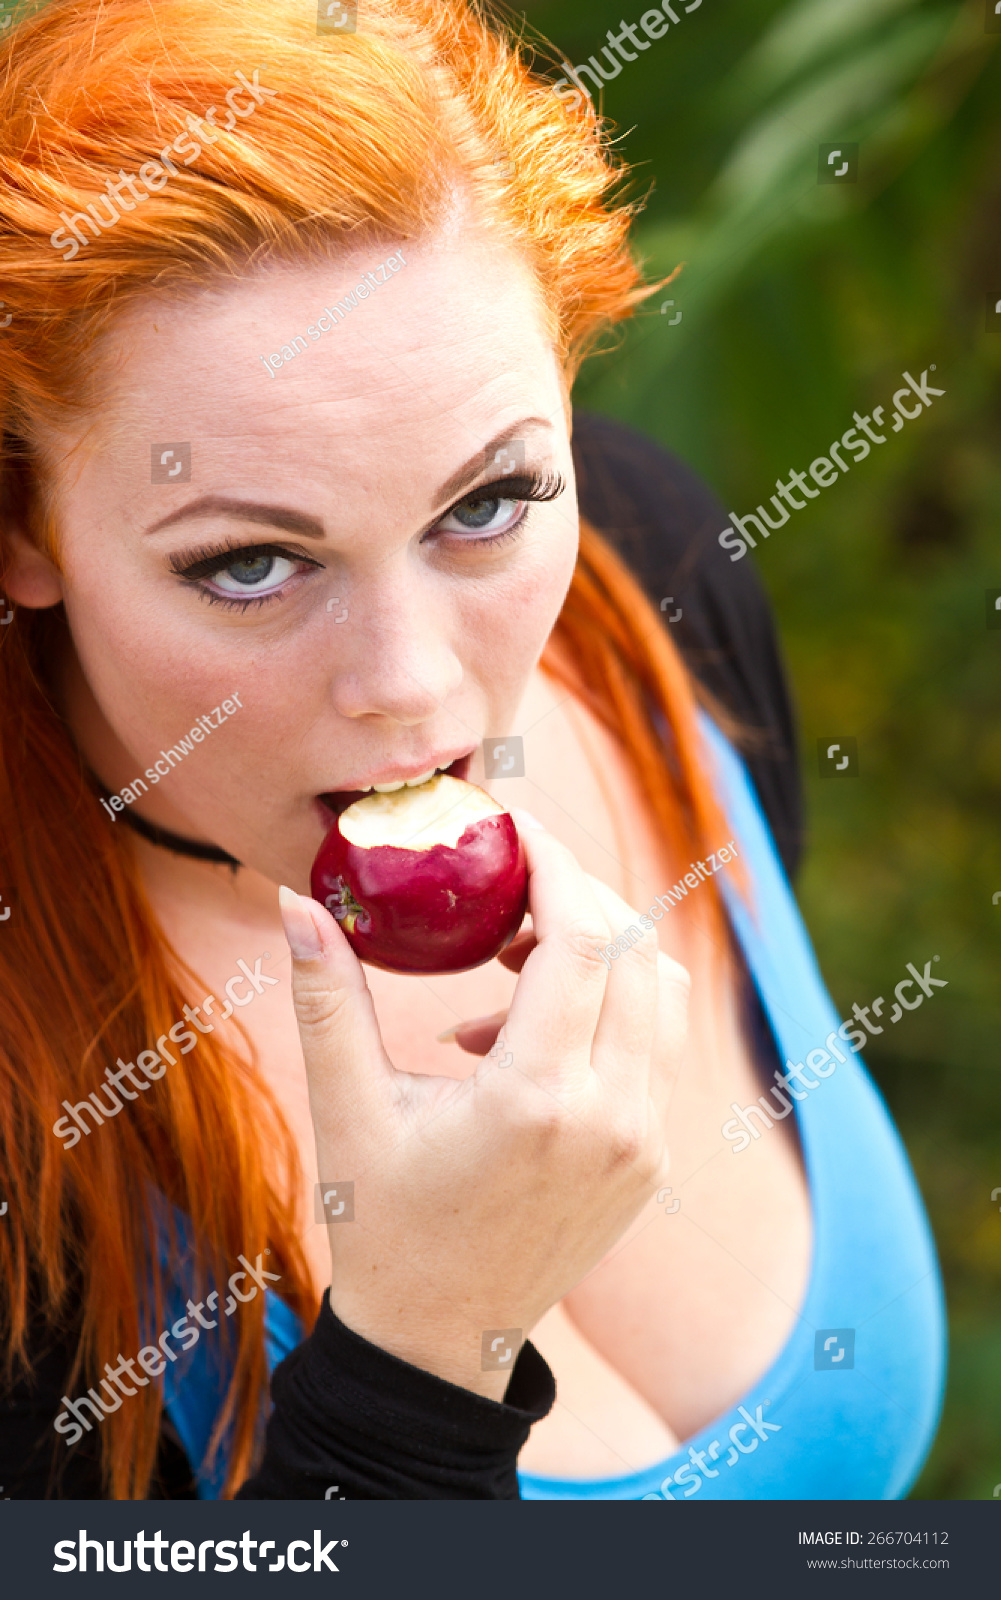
[521,0,1001,1498]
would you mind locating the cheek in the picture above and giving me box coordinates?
[455,522,577,681]
[57,552,259,770]
[62,583,202,729]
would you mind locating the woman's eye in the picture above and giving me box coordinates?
[437,494,525,537]
[208,552,301,595]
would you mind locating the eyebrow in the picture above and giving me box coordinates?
[142,419,556,541]
[143,498,326,540]
[433,418,554,508]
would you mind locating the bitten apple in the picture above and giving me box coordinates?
[311,774,528,974]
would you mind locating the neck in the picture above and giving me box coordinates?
[107,799,242,867]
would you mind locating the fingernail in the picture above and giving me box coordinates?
[510,807,544,831]
[436,1025,460,1044]
[279,885,323,959]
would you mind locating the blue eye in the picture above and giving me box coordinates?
[433,469,567,542]
[210,552,299,594]
[437,495,525,537]
[169,540,321,610]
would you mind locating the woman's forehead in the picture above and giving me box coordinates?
[44,238,566,505]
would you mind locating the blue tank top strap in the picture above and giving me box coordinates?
[152,717,945,1499]
[149,1202,303,1499]
[517,715,946,1499]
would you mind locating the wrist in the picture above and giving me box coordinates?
[325,1287,515,1403]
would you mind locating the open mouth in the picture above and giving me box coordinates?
[318,752,474,819]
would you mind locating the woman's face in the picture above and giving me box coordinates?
[8,232,578,890]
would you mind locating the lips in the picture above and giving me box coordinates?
[318,752,474,818]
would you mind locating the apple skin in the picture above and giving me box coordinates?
[310,793,528,975]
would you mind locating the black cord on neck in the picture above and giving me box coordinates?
[88,771,242,869]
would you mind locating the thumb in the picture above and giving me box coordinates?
[278,886,391,1134]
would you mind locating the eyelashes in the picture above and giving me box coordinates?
[167,538,321,583]
[167,539,322,612]
[166,468,566,611]
[429,469,566,544]
[463,470,566,508]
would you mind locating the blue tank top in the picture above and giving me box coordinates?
[159,717,946,1500]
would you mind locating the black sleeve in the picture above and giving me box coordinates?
[571,412,804,879]
[1,1293,554,1500]
[237,1296,555,1500]
[0,1293,198,1499]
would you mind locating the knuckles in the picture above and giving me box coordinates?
[602,1112,652,1172]
[501,1077,656,1179]
[556,916,614,973]
[291,979,356,1034]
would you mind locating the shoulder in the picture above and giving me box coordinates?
[571,412,804,879]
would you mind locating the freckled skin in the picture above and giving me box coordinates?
[6,231,577,894]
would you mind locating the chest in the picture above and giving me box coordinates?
[150,669,812,1467]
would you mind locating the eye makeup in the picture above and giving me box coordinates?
[167,539,322,610]
[429,469,566,546]
[164,466,566,608]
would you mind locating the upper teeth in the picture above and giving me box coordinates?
[371,768,438,794]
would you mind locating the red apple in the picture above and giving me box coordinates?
[310,773,528,975]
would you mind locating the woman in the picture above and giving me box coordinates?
[0,0,944,1500]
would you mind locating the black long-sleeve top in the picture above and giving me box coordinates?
[0,415,803,1499]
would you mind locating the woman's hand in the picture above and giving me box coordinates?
[279,814,689,1401]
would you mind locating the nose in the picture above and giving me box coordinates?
[329,568,463,725]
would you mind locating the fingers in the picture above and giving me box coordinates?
[500,824,610,1085]
[437,1009,508,1056]
[584,875,661,1103]
[278,886,394,1138]
[583,875,690,1115]
[494,920,536,975]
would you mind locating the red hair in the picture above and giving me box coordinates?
[0,0,732,1497]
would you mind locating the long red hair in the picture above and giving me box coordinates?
[0,0,733,1497]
